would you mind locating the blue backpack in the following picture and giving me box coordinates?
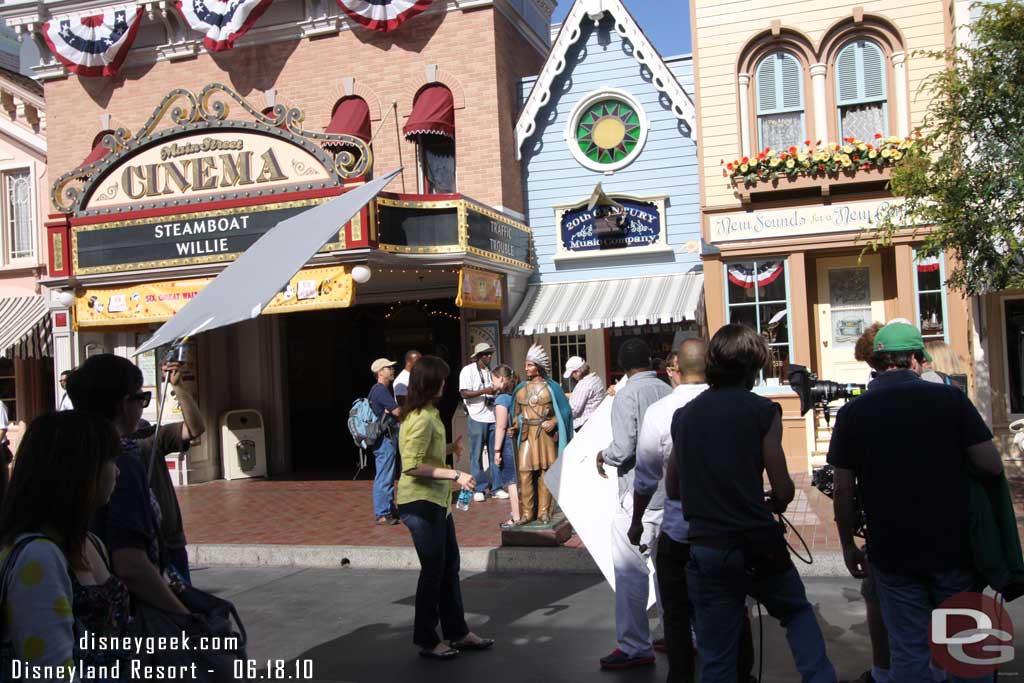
[347,398,382,450]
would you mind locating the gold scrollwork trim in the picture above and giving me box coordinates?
[53,84,372,213]
[71,197,340,275]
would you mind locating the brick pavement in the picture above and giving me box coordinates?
[178,471,841,551]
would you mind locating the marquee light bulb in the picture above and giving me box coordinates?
[351,265,372,284]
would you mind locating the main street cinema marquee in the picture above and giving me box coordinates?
[46,84,534,325]
[47,84,372,278]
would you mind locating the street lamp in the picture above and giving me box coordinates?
[57,290,75,308]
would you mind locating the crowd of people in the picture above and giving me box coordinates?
[385,319,1010,683]
[0,353,207,679]
[0,318,1011,680]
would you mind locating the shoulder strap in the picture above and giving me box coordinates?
[86,532,112,572]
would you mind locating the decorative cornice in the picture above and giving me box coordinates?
[514,0,696,160]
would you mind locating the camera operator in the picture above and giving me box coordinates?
[675,324,836,683]
[828,323,1003,683]
[130,360,205,584]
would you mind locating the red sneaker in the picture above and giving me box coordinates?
[599,648,656,670]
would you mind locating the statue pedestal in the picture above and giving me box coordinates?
[500,512,573,547]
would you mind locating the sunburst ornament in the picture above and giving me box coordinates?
[576,99,642,165]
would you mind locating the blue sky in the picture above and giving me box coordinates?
[552,0,692,57]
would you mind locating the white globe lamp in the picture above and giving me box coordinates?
[351,265,372,284]
[57,290,76,308]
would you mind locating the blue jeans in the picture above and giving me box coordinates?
[467,418,498,494]
[492,432,518,488]
[687,545,836,683]
[372,435,397,518]
[398,500,470,649]
[872,564,992,683]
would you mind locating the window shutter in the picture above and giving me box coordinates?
[755,55,777,114]
[756,52,802,114]
[836,40,887,105]
[779,53,802,110]
[861,41,886,100]
[835,43,861,104]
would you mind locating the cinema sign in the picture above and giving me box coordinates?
[54,85,373,275]
[83,132,333,211]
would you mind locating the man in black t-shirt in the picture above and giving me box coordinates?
[675,325,835,683]
[828,323,1002,683]
[369,358,401,525]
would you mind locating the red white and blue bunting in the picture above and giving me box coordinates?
[916,255,941,273]
[42,4,143,77]
[335,0,434,32]
[176,0,274,52]
[728,261,784,289]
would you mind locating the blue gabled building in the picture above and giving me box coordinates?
[507,0,705,383]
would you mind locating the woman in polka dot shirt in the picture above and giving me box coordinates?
[0,411,123,679]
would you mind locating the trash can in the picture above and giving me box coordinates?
[220,409,267,480]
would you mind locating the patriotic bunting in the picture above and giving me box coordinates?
[916,255,941,273]
[727,261,784,289]
[176,0,275,52]
[335,0,434,32]
[42,4,143,77]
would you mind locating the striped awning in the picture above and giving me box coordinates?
[506,272,704,336]
[0,296,51,359]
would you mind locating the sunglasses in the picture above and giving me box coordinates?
[129,390,152,408]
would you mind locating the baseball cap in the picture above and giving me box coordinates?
[471,342,495,358]
[371,358,397,373]
[874,323,932,361]
[563,356,586,379]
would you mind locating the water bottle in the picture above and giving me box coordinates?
[456,489,472,512]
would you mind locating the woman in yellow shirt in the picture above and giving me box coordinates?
[398,355,494,660]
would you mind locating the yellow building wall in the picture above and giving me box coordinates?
[691,0,949,210]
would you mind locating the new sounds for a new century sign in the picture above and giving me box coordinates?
[71,131,347,274]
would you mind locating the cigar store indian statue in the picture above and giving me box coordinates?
[512,345,573,524]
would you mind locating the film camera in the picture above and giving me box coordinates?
[788,364,868,536]
[787,364,865,426]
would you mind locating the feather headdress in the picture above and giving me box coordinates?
[526,344,550,373]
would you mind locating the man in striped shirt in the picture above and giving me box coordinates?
[564,356,605,432]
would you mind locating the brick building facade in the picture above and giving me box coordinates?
[1,0,553,480]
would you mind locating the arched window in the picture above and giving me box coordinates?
[755,51,805,152]
[835,39,888,141]
[403,84,456,194]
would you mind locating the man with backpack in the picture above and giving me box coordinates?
[369,358,401,525]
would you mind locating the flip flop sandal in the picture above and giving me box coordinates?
[451,637,494,651]
[499,518,519,530]
[419,647,459,660]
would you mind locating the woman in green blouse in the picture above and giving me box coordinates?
[398,355,494,660]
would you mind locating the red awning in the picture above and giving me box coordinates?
[80,140,109,168]
[326,97,371,143]
[73,139,109,178]
[403,85,454,140]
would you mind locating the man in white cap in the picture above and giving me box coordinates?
[459,342,506,501]
[564,356,605,433]
[369,358,401,525]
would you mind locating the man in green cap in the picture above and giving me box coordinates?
[827,322,1003,683]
